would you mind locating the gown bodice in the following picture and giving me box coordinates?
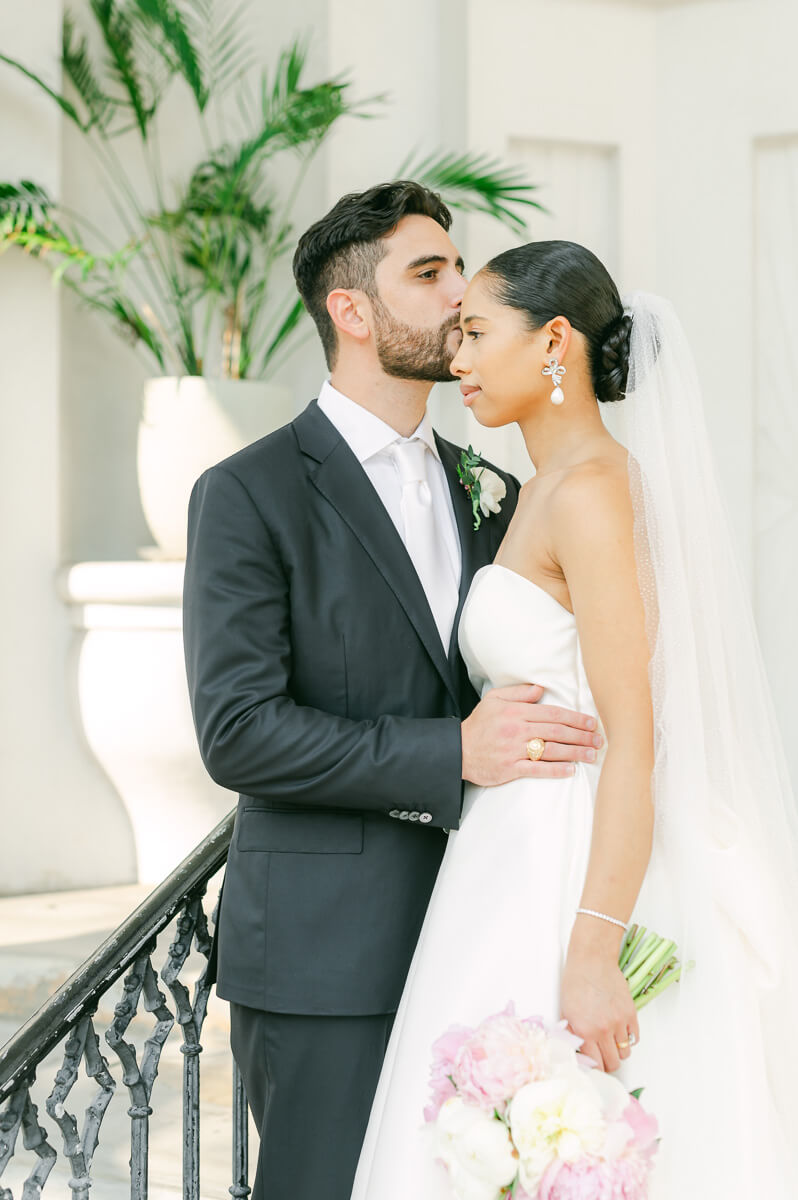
[458,563,600,724]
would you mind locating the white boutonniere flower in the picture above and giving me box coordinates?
[457,446,507,531]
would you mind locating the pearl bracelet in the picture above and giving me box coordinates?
[576,907,628,931]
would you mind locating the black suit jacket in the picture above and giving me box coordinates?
[183,400,520,1014]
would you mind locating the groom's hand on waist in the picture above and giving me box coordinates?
[460,684,603,786]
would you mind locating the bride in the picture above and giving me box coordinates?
[351,241,798,1197]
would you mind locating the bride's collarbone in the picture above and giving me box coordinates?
[493,513,572,613]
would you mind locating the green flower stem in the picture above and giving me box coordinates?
[618,923,645,971]
[634,965,685,1010]
[625,939,676,996]
[624,932,660,977]
[650,956,678,988]
[617,924,692,1011]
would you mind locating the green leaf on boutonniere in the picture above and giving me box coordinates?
[457,444,484,531]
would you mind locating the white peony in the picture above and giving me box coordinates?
[587,1066,634,1123]
[475,467,506,518]
[509,1076,607,1195]
[434,1097,518,1200]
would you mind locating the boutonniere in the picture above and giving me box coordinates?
[457,445,507,531]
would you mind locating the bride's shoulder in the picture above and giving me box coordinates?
[547,451,634,542]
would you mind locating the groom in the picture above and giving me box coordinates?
[182,180,601,1200]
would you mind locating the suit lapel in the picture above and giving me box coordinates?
[435,434,499,670]
[294,402,458,706]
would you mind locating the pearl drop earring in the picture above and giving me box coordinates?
[542,357,566,405]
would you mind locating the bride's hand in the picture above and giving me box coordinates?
[560,922,639,1073]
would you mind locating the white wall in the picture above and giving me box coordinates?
[460,0,659,479]
[0,5,137,892]
[655,0,798,786]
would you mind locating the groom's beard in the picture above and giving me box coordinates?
[371,296,460,383]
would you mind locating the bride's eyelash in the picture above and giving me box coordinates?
[467,331,483,340]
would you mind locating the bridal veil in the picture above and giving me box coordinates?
[612,293,798,1181]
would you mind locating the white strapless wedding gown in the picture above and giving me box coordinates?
[351,563,794,1199]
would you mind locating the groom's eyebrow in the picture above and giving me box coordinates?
[406,254,465,273]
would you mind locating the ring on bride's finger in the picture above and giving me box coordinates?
[616,1038,631,1050]
[526,737,546,762]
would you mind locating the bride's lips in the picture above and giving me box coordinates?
[460,384,481,406]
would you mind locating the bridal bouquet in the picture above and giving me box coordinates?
[425,1010,658,1200]
[426,927,685,1200]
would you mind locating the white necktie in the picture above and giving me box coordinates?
[390,439,460,650]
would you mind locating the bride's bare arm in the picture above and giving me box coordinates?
[550,462,655,1074]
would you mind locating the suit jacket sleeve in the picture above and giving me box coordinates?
[183,464,464,830]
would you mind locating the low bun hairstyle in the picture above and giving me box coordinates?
[597,311,634,404]
[481,241,632,403]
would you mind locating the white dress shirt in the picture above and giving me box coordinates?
[317,380,462,626]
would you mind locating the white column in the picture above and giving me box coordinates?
[60,563,236,885]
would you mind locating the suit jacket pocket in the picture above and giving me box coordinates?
[237,807,364,854]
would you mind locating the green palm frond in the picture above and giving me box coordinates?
[259,40,384,158]
[183,0,255,100]
[62,10,116,132]
[0,181,55,227]
[90,0,159,136]
[169,151,274,234]
[0,182,93,274]
[0,183,147,306]
[150,151,274,293]
[97,292,168,366]
[131,0,208,111]
[255,294,304,376]
[399,148,546,234]
[0,52,88,130]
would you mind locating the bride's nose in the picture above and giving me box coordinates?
[450,341,468,378]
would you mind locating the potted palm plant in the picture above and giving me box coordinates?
[1,1,542,558]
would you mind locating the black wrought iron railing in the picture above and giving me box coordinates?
[0,809,248,1199]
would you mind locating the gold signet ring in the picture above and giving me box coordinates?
[526,737,546,762]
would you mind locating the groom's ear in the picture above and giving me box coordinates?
[326,289,371,348]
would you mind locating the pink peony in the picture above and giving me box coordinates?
[451,1005,551,1114]
[620,1098,659,1162]
[539,1155,650,1199]
[424,1024,473,1122]
[547,1018,586,1057]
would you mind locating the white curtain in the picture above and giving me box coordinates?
[754,136,798,791]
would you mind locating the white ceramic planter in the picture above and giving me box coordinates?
[137,376,294,559]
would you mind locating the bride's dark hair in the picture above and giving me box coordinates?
[481,240,632,403]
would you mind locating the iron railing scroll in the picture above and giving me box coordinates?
[0,808,249,1199]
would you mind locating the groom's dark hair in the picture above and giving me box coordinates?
[293,180,452,368]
